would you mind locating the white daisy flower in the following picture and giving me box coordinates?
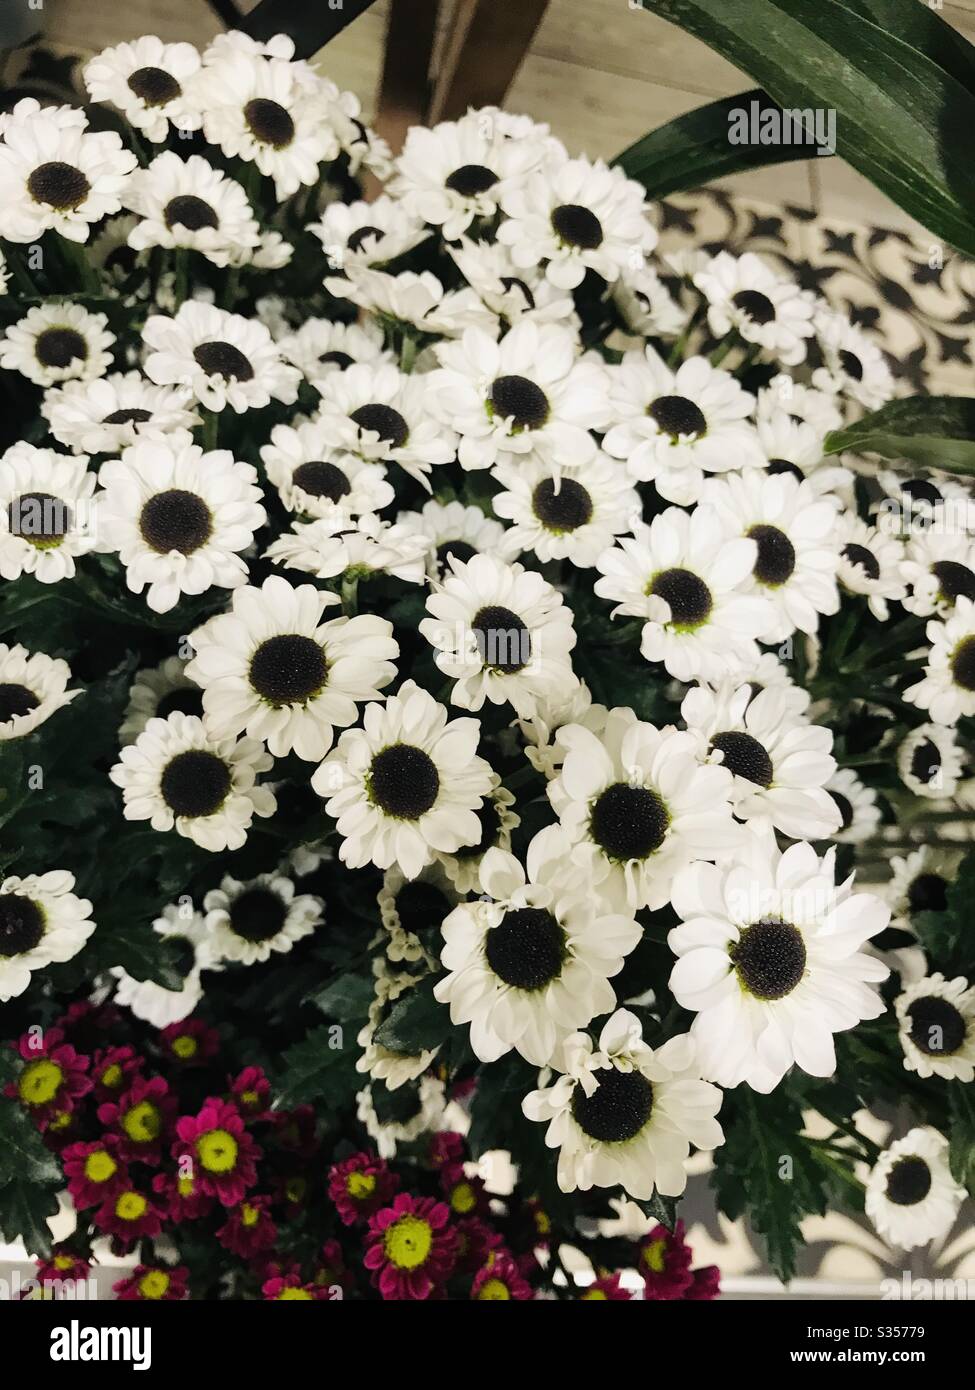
[432,778,519,895]
[309,194,428,274]
[277,317,389,387]
[826,767,882,844]
[111,901,213,1028]
[436,824,641,1066]
[419,552,577,718]
[700,470,840,643]
[865,1127,965,1251]
[812,305,894,410]
[264,512,429,586]
[395,499,508,582]
[594,508,773,683]
[758,372,842,432]
[42,371,199,455]
[875,469,975,539]
[522,1008,723,1200]
[311,679,495,880]
[668,826,889,1092]
[326,265,496,339]
[315,361,455,487]
[0,99,137,243]
[611,260,687,337]
[328,87,392,179]
[356,1076,446,1160]
[429,321,607,473]
[204,871,322,966]
[89,214,151,297]
[0,644,80,742]
[896,973,975,1083]
[0,302,114,388]
[498,157,656,290]
[897,723,963,799]
[835,512,907,620]
[143,302,301,413]
[83,37,203,142]
[899,528,975,618]
[0,249,8,297]
[732,649,812,716]
[603,347,764,506]
[906,594,975,724]
[0,870,95,1003]
[119,656,202,746]
[232,229,293,271]
[358,963,439,1089]
[197,45,339,199]
[681,682,840,841]
[391,113,542,240]
[378,865,458,967]
[186,575,398,762]
[548,706,741,912]
[884,847,961,930]
[109,711,276,852]
[0,443,99,583]
[753,409,853,506]
[514,677,608,779]
[261,420,394,520]
[446,237,577,327]
[493,453,640,568]
[124,153,260,267]
[97,436,266,613]
[693,251,814,365]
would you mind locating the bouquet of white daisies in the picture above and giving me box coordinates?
[0,26,972,1293]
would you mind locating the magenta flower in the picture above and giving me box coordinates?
[172,1097,261,1206]
[454,1215,503,1275]
[90,1045,142,1102]
[365,1193,458,1300]
[262,1274,325,1301]
[440,1161,489,1220]
[114,1263,189,1301]
[229,1065,272,1122]
[216,1195,277,1258]
[160,1018,219,1067]
[92,1182,164,1245]
[328,1151,399,1226]
[97,1073,176,1165]
[638,1219,694,1300]
[685,1264,721,1300]
[6,1028,91,1130]
[581,1272,632,1301]
[471,1250,533,1301]
[151,1167,214,1223]
[62,1136,128,1210]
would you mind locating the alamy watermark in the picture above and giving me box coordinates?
[728,99,836,157]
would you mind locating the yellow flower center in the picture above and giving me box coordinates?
[285,1177,306,1203]
[384,1214,433,1271]
[18,1059,64,1106]
[477,1278,511,1300]
[581,1288,608,1300]
[53,1255,74,1271]
[241,1089,259,1106]
[84,1150,118,1184]
[48,1110,71,1132]
[534,1209,551,1236]
[122,1100,161,1143]
[240,1203,260,1228]
[171,1035,197,1060]
[197,1128,238,1173]
[347,1171,376,1200]
[177,1175,196,1198]
[115,1191,148,1222]
[449,1181,477,1215]
[278,1287,313,1300]
[138,1270,171,1300]
[642,1238,667,1274]
[100,1064,123,1090]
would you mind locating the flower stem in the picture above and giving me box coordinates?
[201,410,219,451]
[1,241,39,299]
[399,334,417,374]
[56,236,99,295]
[341,573,360,615]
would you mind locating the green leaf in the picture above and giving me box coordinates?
[631,1192,679,1231]
[307,973,374,1021]
[617,89,825,198]
[372,977,447,1056]
[274,1025,357,1109]
[0,1179,60,1260]
[242,0,377,57]
[824,396,975,476]
[948,1085,975,1196]
[911,850,975,972]
[635,0,975,256]
[0,1096,63,1187]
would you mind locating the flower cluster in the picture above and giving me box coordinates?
[0,26,971,1292]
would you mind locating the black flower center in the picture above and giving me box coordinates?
[368,744,440,820]
[159,749,232,818]
[244,97,295,148]
[228,887,288,943]
[127,66,181,106]
[472,605,531,673]
[436,539,478,573]
[767,458,805,482]
[139,489,212,555]
[909,739,941,786]
[710,731,774,787]
[932,559,975,604]
[394,881,451,936]
[732,289,775,325]
[36,329,87,369]
[485,908,566,991]
[885,1156,931,1206]
[249,634,328,706]
[590,782,669,861]
[500,276,535,309]
[842,542,880,582]
[349,403,409,449]
[0,894,44,957]
[532,477,593,533]
[907,995,967,1056]
[551,203,603,250]
[0,683,39,723]
[292,461,351,503]
[571,1068,654,1143]
[8,492,73,543]
[319,351,354,369]
[838,349,863,382]
[489,375,549,431]
[27,161,90,210]
[749,524,796,586]
[445,164,498,197]
[164,195,219,232]
[155,687,204,721]
[193,341,254,381]
[164,935,197,979]
[105,245,139,277]
[832,792,854,830]
[346,225,384,254]
[650,567,712,628]
[104,407,153,426]
[731,918,806,1000]
[951,636,975,692]
[649,394,707,439]
[902,478,940,506]
[907,873,947,914]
